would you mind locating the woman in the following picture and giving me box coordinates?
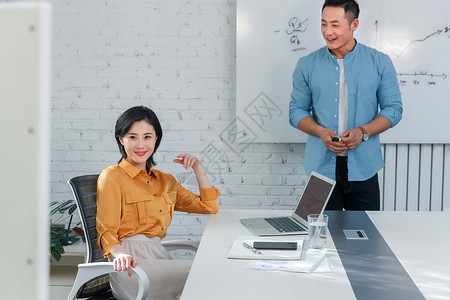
[96,105,220,299]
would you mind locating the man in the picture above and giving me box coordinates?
[289,0,402,210]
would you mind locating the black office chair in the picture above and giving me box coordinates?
[67,174,199,300]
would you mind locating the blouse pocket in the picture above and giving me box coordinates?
[125,193,153,226]
[162,193,176,217]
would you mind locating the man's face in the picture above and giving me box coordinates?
[321,6,359,58]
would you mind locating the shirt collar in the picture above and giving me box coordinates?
[344,39,359,59]
[119,159,154,178]
[326,39,359,60]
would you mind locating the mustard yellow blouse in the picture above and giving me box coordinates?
[96,159,220,257]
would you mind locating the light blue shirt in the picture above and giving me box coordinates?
[289,42,402,181]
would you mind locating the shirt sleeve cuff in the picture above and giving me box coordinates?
[199,186,221,200]
[290,113,309,129]
[99,234,121,258]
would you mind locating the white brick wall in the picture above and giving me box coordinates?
[48,0,306,245]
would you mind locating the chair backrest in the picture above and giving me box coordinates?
[68,174,112,298]
[68,174,104,263]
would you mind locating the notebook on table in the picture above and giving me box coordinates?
[240,171,336,236]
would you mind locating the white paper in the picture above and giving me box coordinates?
[245,249,332,273]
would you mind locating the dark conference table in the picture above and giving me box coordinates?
[180,209,450,300]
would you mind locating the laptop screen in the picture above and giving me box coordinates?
[294,174,334,221]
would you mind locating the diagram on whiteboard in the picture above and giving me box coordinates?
[237,0,450,143]
[274,17,310,52]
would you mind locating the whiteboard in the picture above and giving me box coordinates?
[0,3,51,299]
[237,0,450,143]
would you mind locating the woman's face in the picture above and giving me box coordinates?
[119,120,157,170]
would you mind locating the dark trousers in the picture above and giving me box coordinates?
[325,156,380,211]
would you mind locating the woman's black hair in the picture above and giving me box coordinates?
[115,105,163,167]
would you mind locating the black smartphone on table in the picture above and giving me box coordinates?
[253,241,298,250]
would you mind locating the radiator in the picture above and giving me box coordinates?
[380,144,450,211]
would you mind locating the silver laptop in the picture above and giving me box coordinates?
[240,171,336,236]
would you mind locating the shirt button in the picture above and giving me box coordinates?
[335,98,338,102]
[160,210,162,212]
[147,181,149,183]
[335,82,338,85]
[336,67,338,70]
[154,194,156,196]
[332,156,336,160]
[334,115,337,118]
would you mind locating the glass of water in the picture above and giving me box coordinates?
[307,214,328,249]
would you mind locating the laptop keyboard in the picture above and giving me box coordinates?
[264,217,307,233]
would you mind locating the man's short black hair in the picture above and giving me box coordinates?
[322,0,360,22]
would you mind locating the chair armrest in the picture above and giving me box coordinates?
[66,262,150,300]
[161,240,199,252]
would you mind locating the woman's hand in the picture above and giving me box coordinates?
[173,153,200,170]
[174,153,212,188]
[113,253,137,277]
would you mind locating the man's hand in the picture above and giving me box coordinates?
[319,129,348,153]
[340,128,364,150]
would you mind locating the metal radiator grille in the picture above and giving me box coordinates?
[380,144,450,211]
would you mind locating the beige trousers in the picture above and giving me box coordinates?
[109,235,192,300]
